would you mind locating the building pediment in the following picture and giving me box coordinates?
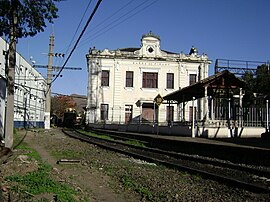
[139,31,162,58]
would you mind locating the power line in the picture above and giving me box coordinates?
[79,0,159,48]
[14,82,46,93]
[50,0,103,87]
[79,0,153,46]
[83,0,135,38]
[58,0,93,67]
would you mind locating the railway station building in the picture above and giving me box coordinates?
[0,37,47,140]
[86,32,211,128]
[86,32,268,138]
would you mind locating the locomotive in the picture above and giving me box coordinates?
[63,108,77,128]
[62,108,85,128]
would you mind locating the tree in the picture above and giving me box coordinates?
[242,64,270,107]
[51,95,77,120]
[0,0,61,148]
[255,64,270,95]
[242,64,270,96]
[0,0,60,38]
[242,71,255,107]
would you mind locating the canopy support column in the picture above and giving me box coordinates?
[204,86,209,122]
[192,97,196,138]
[239,88,243,127]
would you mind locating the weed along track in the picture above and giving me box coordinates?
[62,128,270,194]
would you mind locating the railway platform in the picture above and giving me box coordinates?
[91,128,270,167]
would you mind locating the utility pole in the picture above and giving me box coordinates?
[39,35,81,130]
[44,34,54,129]
[4,0,18,148]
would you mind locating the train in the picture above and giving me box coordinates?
[63,111,77,127]
[52,108,85,128]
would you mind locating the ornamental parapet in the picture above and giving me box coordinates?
[87,47,209,63]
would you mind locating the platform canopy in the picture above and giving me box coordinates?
[163,70,246,103]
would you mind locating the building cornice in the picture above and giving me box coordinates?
[86,33,211,64]
[86,49,211,64]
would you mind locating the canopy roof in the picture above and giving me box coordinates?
[163,70,246,103]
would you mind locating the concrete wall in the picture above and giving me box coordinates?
[198,126,265,138]
[87,123,265,138]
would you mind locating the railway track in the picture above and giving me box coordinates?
[62,128,270,194]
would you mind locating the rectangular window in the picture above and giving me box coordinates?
[101,70,109,86]
[166,106,174,122]
[166,73,174,89]
[189,74,197,85]
[125,71,133,87]
[100,104,109,120]
[142,72,158,88]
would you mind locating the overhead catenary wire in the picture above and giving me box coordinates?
[79,0,157,48]
[49,0,159,82]
[78,0,160,49]
[14,82,46,93]
[57,0,93,67]
[49,0,103,89]
[82,0,135,39]
[47,0,159,95]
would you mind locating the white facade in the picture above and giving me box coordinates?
[0,37,46,132]
[86,32,211,125]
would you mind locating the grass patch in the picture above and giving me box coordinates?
[15,143,42,162]
[79,130,146,147]
[125,140,145,147]
[51,149,82,159]
[13,129,24,147]
[122,176,154,201]
[5,163,77,201]
[78,130,114,141]
[4,132,81,201]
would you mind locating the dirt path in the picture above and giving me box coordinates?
[23,129,135,202]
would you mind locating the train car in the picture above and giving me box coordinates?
[63,108,76,128]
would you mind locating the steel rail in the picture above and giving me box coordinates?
[86,128,270,177]
[62,128,270,194]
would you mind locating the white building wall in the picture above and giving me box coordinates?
[86,33,211,125]
[0,37,46,129]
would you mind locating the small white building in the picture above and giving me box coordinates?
[0,37,46,136]
[86,32,211,126]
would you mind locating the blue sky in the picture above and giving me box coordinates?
[16,0,270,96]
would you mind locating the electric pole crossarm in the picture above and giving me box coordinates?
[33,64,82,70]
